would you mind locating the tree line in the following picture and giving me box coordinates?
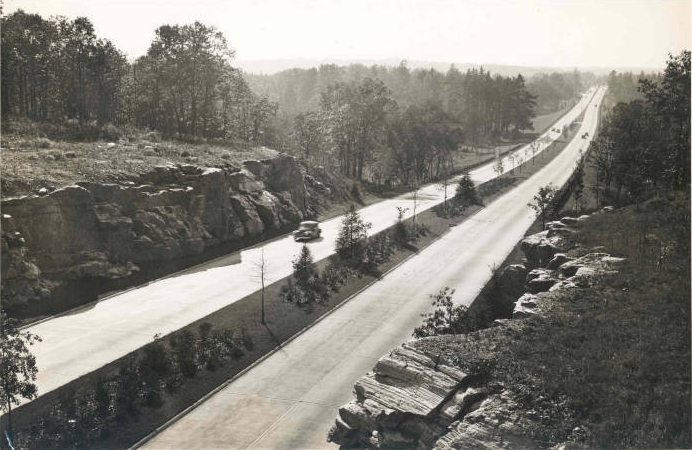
[288,68,538,185]
[249,64,593,185]
[1,11,277,143]
[590,51,690,202]
[3,11,591,188]
[526,70,591,112]
[246,62,590,118]
[604,69,662,105]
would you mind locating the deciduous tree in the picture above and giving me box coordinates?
[528,184,557,230]
[0,311,41,441]
[413,287,484,338]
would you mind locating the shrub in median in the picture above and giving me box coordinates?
[11,324,252,450]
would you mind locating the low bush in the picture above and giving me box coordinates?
[19,137,53,149]
[64,119,102,141]
[11,323,252,450]
[455,173,480,206]
[100,123,122,141]
[413,287,487,338]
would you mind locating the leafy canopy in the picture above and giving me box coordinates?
[1,310,42,412]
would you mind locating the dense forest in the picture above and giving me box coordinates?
[590,51,690,201]
[1,12,273,143]
[3,10,588,186]
[603,69,663,105]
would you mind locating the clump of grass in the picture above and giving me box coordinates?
[414,193,691,449]
[19,137,53,149]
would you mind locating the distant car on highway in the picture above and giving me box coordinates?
[293,221,322,241]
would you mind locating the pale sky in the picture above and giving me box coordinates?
[4,0,691,71]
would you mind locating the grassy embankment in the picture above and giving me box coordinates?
[424,92,690,448]
[5,108,579,449]
[415,192,690,449]
[415,115,691,448]
[0,118,282,198]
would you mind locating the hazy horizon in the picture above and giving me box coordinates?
[234,57,664,76]
[4,0,690,74]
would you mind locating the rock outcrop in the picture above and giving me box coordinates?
[519,230,561,267]
[328,343,489,449]
[1,154,311,315]
[1,214,52,310]
[525,268,557,293]
[330,211,628,449]
[497,264,527,296]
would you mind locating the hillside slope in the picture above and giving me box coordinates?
[329,194,691,449]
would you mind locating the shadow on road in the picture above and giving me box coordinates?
[264,323,285,351]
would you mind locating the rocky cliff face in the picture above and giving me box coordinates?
[1,155,311,316]
[328,208,625,450]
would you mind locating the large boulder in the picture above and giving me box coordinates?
[228,169,265,193]
[520,231,562,267]
[547,253,573,270]
[513,293,540,318]
[248,191,282,230]
[558,253,611,277]
[329,343,475,449]
[559,216,582,225]
[526,268,557,293]
[1,214,52,312]
[432,392,540,450]
[545,220,567,230]
[244,154,307,210]
[229,195,265,236]
[498,264,528,298]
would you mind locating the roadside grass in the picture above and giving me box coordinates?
[0,117,273,198]
[414,195,691,449]
[531,104,572,133]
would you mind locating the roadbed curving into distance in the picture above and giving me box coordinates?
[139,86,605,449]
[23,88,601,406]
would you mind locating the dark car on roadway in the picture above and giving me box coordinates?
[293,221,322,241]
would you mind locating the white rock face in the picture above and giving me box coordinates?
[328,343,482,449]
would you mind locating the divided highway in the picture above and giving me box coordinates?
[142,86,606,449]
[24,87,601,405]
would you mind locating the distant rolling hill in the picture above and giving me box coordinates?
[236,58,662,76]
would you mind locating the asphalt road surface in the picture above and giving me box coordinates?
[140,86,605,450]
[23,87,600,405]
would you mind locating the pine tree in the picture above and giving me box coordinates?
[292,244,318,295]
[335,205,372,263]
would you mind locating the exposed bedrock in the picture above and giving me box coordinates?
[1,154,311,315]
[330,210,627,450]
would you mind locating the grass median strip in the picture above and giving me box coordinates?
[6,121,582,450]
